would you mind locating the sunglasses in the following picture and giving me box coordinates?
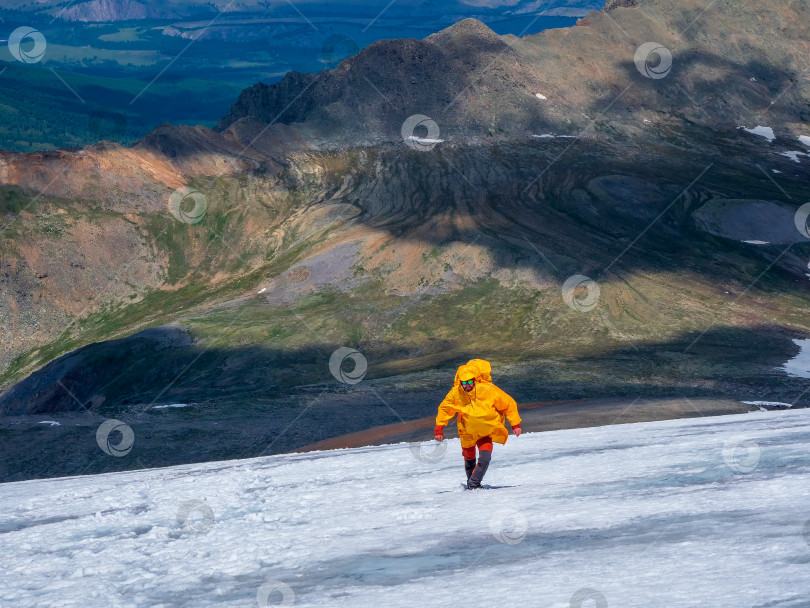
[460,379,475,386]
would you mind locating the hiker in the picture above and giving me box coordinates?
[434,359,521,489]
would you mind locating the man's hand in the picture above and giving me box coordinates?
[434,425,444,442]
[513,424,522,437]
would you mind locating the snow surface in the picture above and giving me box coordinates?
[2,410,810,607]
[742,400,793,408]
[799,135,810,147]
[407,136,443,144]
[779,150,809,163]
[739,125,775,142]
[778,338,810,379]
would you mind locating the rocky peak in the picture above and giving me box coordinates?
[424,17,507,52]
[603,0,638,11]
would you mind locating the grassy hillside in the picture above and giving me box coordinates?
[0,60,245,151]
[3,135,810,407]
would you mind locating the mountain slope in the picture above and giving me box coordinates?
[1,408,808,606]
[2,0,810,466]
[217,2,810,147]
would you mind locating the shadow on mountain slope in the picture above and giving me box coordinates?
[0,322,807,482]
[1,321,805,417]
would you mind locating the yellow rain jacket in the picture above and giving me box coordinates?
[435,359,521,448]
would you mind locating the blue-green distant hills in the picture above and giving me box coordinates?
[0,0,593,151]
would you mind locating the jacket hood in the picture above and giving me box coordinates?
[453,359,492,386]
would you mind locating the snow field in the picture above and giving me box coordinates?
[1,409,810,607]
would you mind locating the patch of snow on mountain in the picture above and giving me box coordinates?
[778,338,810,379]
[742,401,793,408]
[739,125,775,142]
[779,150,809,163]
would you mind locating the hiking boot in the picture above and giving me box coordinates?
[464,458,476,481]
[467,449,491,488]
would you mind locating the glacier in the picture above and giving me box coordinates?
[2,408,810,607]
